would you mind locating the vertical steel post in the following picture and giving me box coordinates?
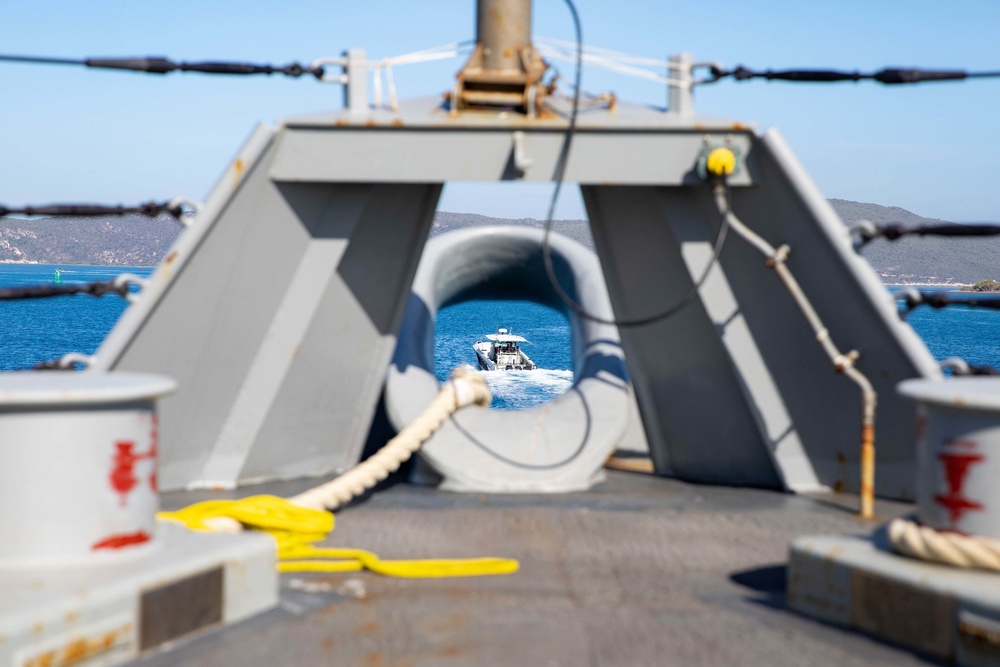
[342,48,368,116]
[477,0,532,71]
[668,53,693,116]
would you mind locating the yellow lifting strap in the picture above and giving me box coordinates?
[158,495,520,578]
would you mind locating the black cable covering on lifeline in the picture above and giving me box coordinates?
[703,65,1000,86]
[858,222,1000,246]
[0,280,133,301]
[898,289,1000,315]
[956,364,1000,376]
[0,201,185,219]
[0,53,324,78]
[32,357,88,371]
[33,360,70,370]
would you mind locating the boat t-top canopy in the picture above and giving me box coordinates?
[485,334,528,343]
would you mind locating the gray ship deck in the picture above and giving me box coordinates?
[142,468,938,666]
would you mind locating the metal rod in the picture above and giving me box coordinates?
[713,184,878,519]
[477,0,532,71]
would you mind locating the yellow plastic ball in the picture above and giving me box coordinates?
[706,147,736,176]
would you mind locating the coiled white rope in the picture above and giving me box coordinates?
[888,518,1000,571]
[204,367,490,532]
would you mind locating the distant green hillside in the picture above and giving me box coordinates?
[829,199,1000,285]
[431,211,594,248]
[0,215,182,266]
[437,203,1000,286]
[3,202,996,285]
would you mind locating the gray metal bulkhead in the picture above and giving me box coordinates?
[95,92,937,499]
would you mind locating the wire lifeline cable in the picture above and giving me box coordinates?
[0,201,187,219]
[856,221,1000,246]
[702,65,1000,86]
[0,53,323,78]
[939,357,1000,377]
[0,279,133,301]
[541,0,731,328]
[897,289,1000,315]
[33,353,95,371]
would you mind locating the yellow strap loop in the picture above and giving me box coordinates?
[158,495,519,579]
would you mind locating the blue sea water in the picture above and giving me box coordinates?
[0,264,153,371]
[1,265,997,409]
[434,299,573,410]
[890,286,1000,370]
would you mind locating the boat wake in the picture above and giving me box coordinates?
[477,367,573,410]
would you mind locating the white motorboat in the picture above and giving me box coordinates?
[472,328,537,371]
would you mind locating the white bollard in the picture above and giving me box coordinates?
[898,377,1000,540]
[0,372,176,566]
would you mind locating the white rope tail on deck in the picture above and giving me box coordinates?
[888,518,1000,571]
[201,367,490,533]
[167,368,517,577]
[290,366,491,512]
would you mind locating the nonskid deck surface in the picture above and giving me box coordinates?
[144,471,935,667]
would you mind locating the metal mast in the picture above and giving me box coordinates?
[453,0,550,116]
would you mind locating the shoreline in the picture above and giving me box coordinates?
[882,282,972,287]
[0,262,155,268]
[0,262,981,289]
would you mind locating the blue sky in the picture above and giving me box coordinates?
[2,0,999,222]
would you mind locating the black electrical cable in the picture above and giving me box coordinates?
[0,53,324,79]
[858,222,1000,245]
[0,201,185,219]
[541,0,731,328]
[704,65,1000,86]
[451,391,592,470]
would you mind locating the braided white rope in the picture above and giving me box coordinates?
[888,518,1000,571]
[204,367,490,532]
[290,366,490,511]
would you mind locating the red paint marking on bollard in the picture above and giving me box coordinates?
[109,441,140,506]
[934,440,985,529]
[92,530,152,550]
[108,429,158,506]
